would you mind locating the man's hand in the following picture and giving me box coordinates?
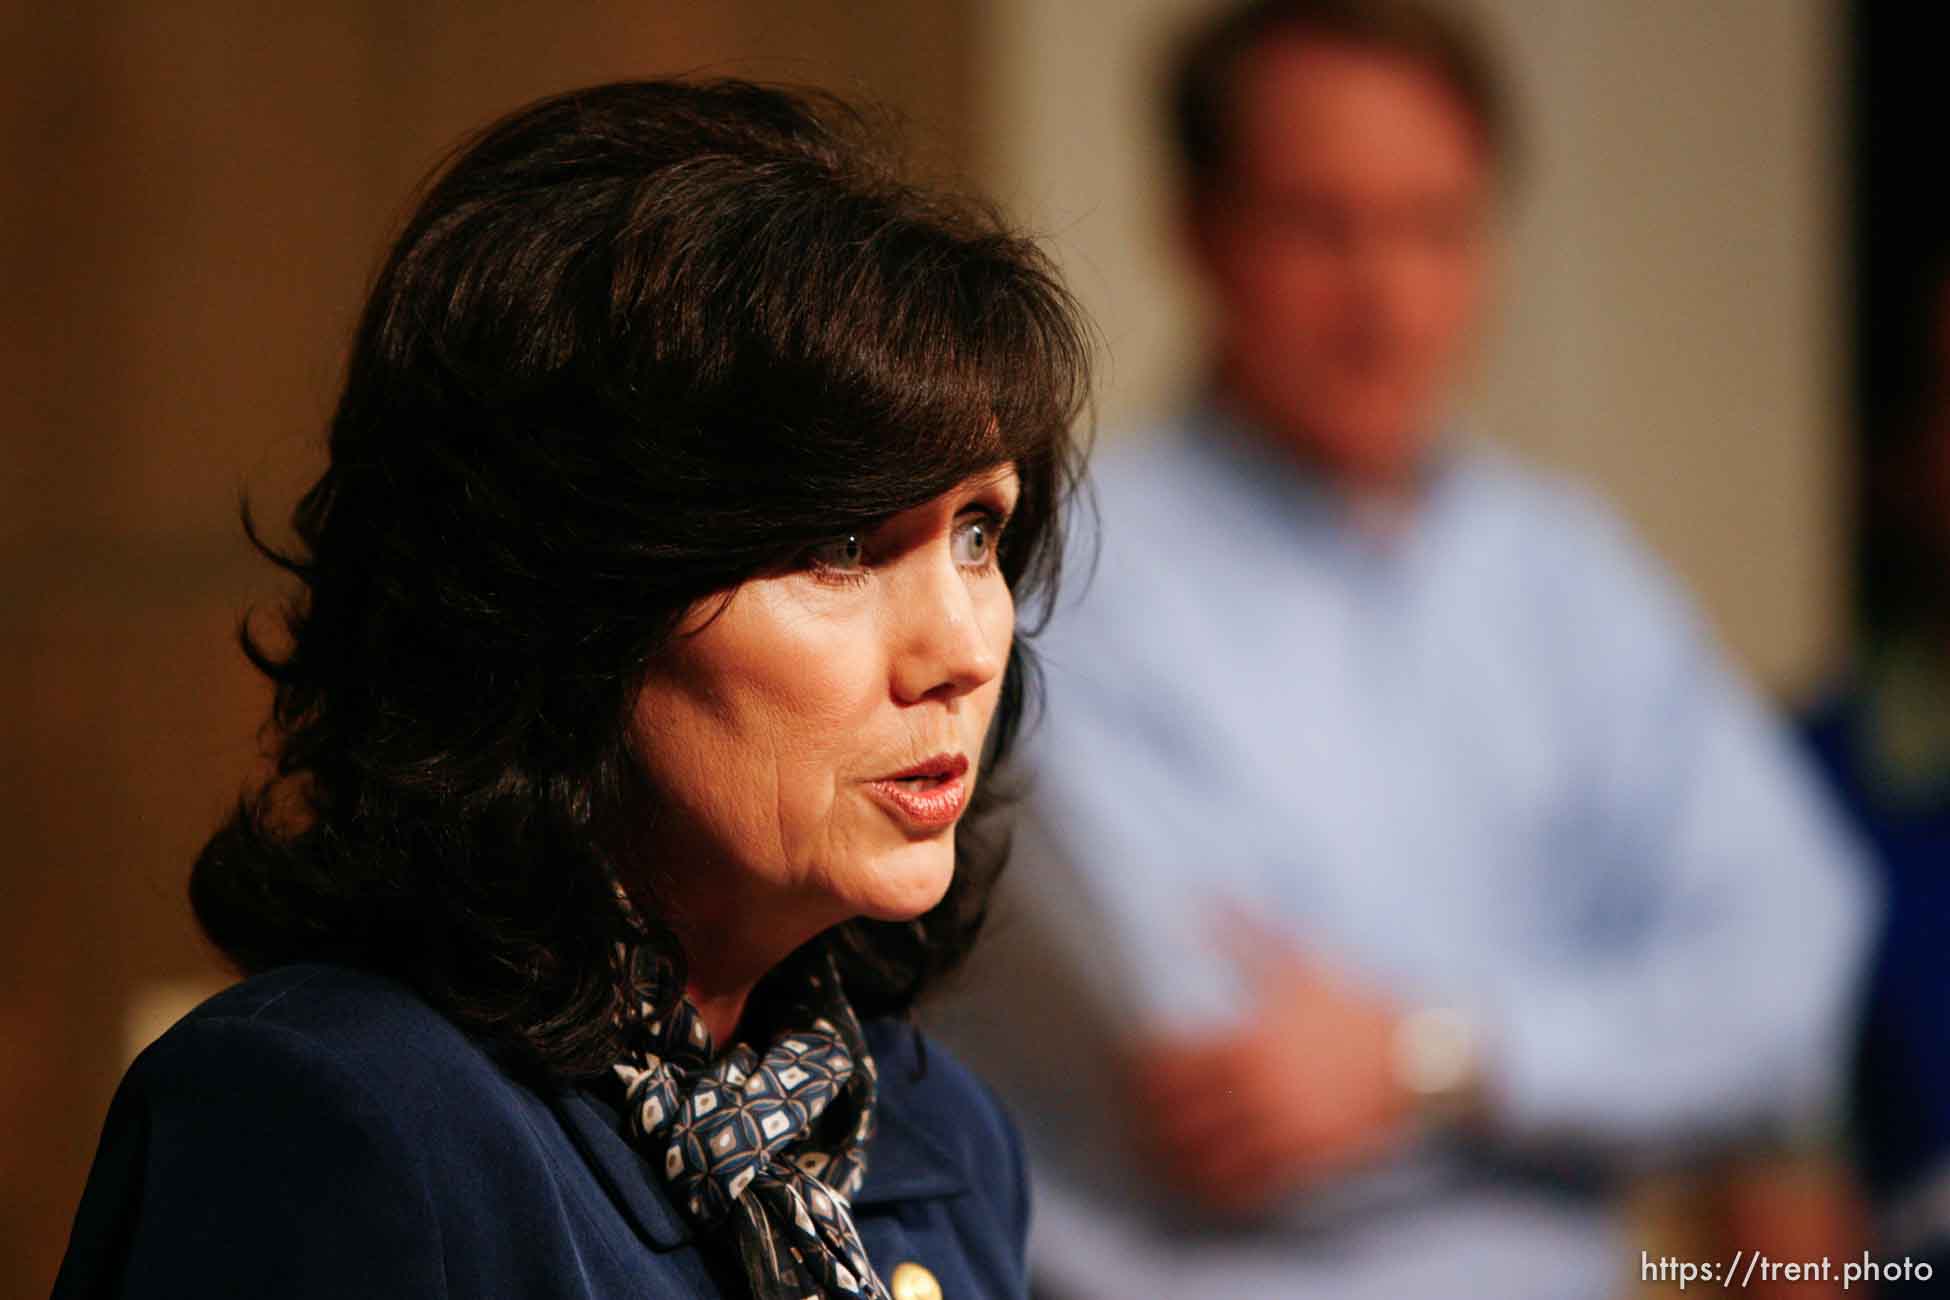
[1126,917,1416,1215]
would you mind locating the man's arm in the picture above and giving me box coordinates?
[1479,497,1880,1157]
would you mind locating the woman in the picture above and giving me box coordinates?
[53,78,1089,1300]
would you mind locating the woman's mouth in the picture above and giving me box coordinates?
[864,753,971,833]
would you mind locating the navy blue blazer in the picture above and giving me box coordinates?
[53,963,1031,1298]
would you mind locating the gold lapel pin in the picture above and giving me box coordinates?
[890,1261,943,1300]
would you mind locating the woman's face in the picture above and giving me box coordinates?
[630,466,1021,964]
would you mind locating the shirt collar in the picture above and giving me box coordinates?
[1184,394,1469,551]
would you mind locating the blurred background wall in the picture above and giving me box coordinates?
[0,2,1857,1295]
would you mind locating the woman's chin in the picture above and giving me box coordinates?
[847,839,957,922]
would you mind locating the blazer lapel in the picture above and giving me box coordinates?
[548,1087,694,1251]
[853,1099,968,1206]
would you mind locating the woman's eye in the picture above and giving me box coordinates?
[807,534,867,575]
[952,514,1000,569]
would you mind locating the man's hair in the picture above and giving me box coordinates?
[190,78,1091,1080]
[1167,0,1515,190]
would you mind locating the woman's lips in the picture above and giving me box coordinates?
[865,753,971,832]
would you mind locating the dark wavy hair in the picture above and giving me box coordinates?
[191,78,1092,1079]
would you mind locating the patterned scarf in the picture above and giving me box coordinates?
[608,944,892,1300]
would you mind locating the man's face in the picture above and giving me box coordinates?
[1191,37,1493,485]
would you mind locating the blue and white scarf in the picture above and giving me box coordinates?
[610,946,891,1300]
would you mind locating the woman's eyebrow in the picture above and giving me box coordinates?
[967,464,1023,500]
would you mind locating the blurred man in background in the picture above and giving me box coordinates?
[934,2,1876,1296]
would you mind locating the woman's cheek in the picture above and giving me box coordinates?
[980,582,1017,701]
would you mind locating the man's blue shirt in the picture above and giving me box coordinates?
[941,405,1877,1299]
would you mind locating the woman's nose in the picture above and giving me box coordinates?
[889,554,1005,705]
